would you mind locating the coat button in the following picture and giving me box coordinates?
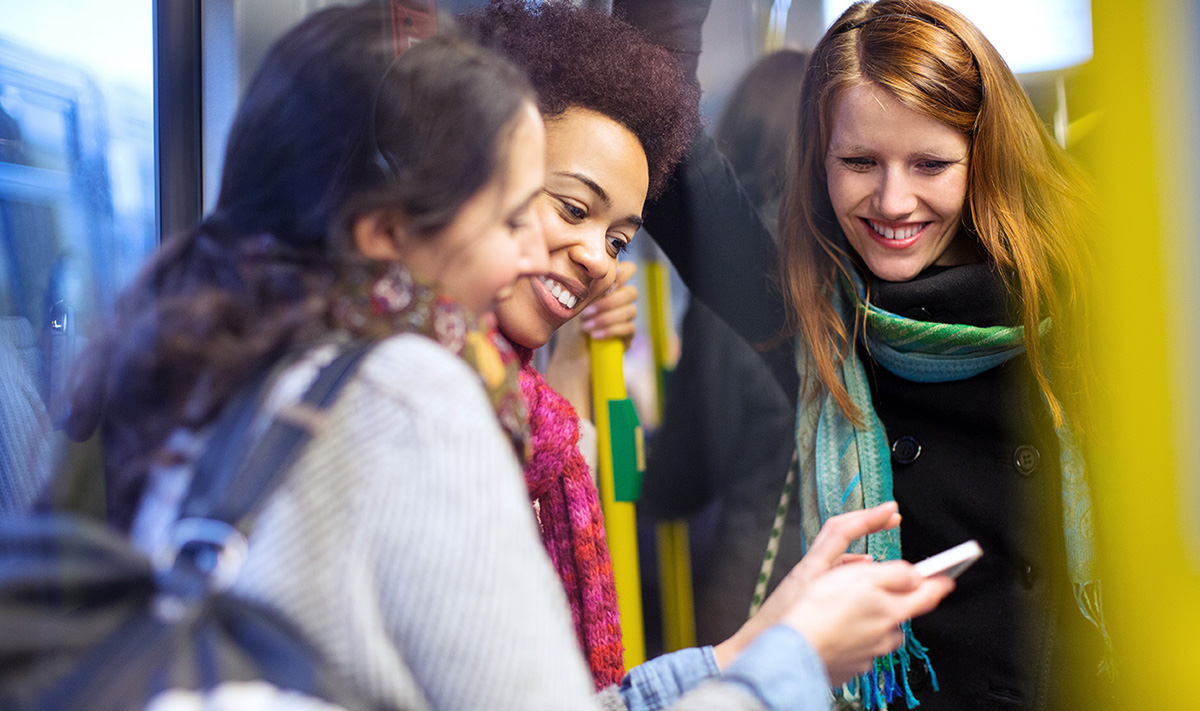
[908,659,932,692]
[1014,555,1038,589]
[891,436,921,465]
[1021,562,1038,589]
[1013,445,1040,476]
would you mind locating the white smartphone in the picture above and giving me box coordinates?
[913,540,983,579]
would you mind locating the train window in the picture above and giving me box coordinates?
[0,1,154,510]
[821,0,1092,74]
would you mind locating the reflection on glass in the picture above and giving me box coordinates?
[0,1,153,511]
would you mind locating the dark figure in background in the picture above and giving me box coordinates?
[641,50,809,647]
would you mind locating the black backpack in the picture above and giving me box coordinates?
[0,343,376,711]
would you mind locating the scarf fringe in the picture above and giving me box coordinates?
[838,622,936,710]
[1074,581,1116,679]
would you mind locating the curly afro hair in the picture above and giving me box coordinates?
[462,0,699,199]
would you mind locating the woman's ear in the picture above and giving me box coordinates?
[351,209,408,261]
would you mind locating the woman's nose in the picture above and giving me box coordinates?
[517,214,549,275]
[875,169,919,218]
[569,229,609,278]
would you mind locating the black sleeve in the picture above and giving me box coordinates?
[618,0,798,399]
[640,304,718,518]
[612,0,710,87]
[642,130,799,401]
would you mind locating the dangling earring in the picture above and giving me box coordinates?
[370,262,416,314]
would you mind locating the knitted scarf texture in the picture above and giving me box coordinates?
[512,347,625,690]
[789,270,1107,709]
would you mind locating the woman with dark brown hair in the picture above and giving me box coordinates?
[60,5,598,707]
[632,0,1109,708]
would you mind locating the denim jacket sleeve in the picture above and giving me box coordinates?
[618,644,720,711]
[719,625,831,711]
[617,624,830,711]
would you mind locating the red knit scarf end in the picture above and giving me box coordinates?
[518,361,625,689]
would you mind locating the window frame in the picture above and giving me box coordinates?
[154,0,203,243]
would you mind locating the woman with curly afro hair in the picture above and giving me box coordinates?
[460,3,953,710]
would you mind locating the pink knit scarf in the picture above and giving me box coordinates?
[516,354,625,690]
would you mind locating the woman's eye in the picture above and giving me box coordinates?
[606,234,630,255]
[506,205,534,234]
[916,159,953,174]
[560,200,587,221]
[838,156,875,171]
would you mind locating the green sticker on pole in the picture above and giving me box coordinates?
[608,398,644,502]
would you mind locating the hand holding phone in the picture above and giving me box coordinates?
[914,540,983,579]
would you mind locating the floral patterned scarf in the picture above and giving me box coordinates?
[332,261,529,460]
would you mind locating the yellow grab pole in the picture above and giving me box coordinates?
[655,520,696,651]
[644,259,673,420]
[1081,0,1200,706]
[643,257,697,652]
[590,336,646,668]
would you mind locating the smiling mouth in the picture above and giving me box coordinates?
[537,275,580,310]
[865,218,930,241]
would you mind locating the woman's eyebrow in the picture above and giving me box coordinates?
[556,171,611,207]
[554,171,643,226]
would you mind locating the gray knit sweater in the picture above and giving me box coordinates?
[134,335,784,711]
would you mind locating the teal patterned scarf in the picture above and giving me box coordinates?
[774,269,1107,709]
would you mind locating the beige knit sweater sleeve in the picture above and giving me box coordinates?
[232,335,601,710]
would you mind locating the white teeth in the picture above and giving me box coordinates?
[868,220,924,240]
[539,276,578,310]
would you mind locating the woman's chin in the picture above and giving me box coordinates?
[496,314,553,350]
[863,262,922,283]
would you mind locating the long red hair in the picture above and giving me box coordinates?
[778,0,1095,429]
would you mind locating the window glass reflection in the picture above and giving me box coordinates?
[0,1,153,511]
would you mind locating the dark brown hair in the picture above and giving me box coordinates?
[64,5,535,527]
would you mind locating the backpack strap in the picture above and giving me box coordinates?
[185,341,372,524]
[0,347,377,711]
[162,342,375,592]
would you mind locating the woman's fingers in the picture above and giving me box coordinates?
[580,266,638,342]
[901,574,957,618]
[833,553,874,567]
[582,286,637,323]
[803,502,900,570]
[582,303,637,338]
[783,559,953,686]
[581,262,637,315]
[612,259,637,288]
